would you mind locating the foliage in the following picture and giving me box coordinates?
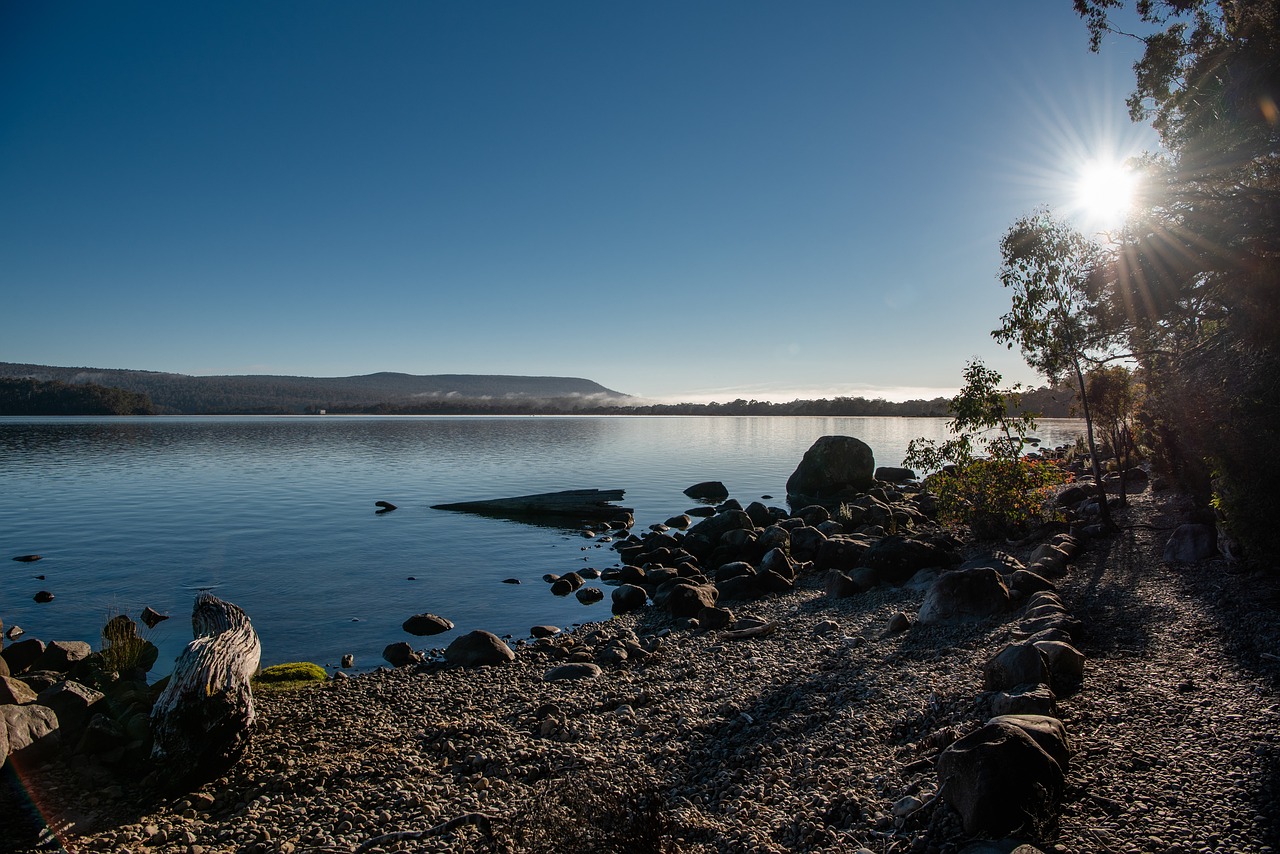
[927,458,1068,540]
[99,613,159,675]
[252,661,329,692]
[1069,0,1280,557]
[0,377,154,415]
[1085,365,1144,503]
[904,361,1066,538]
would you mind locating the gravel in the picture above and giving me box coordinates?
[5,488,1279,853]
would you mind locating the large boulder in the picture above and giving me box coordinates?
[786,436,875,499]
[444,631,515,668]
[984,643,1049,692]
[0,675,38,706]
[917,568,1011,624]
[875,466,917,483]
[1,639,45,675]
[611,584,648,614]
[36,680,104,737]
[936,720,1064,836]
[987,714,1071,772]
[33,641,92,674]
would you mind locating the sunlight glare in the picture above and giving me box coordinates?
[1075,158,1138,229]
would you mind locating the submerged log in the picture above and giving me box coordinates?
[150,592,261,790]
[431,489,632,522]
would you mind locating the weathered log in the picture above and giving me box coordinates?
[720,621,779,640]
[150,592,261,790]
[431,489,632,522]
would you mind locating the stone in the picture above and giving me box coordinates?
[530,626,560,639]
[543,663,603,682]
[875,466,917,483]
[987,714,1071,772]
[550,572,585,596]
[575,586,604,605]
[611,584,648,614]
[1163,523,1218,562]
[812,619,840,636]
[862,535,959,584]
[664,514,692,529]
[444,631,515,668]
[664,583,718,618]
[140,606,169,628]
[685,509,755,546]
[789,526,828,562]
[0,675,39,705]
[984,643,1049,692]
[797,505,831,525]
[340,654,354,668]
[884,612,911,634]
[936,720,1064,836]
[33,591,54,603]
[697,606,735,630]
[716,573,763,601]
[402,614,454,636]
[1,703,60,767]
[683,481,729,500]
[786,436,876,499]
[1032,640,1086,690]
[1009,569,1056,595]
[917,568,1011,624]
[758,547,795,580]
[989,683,1056,717]
[36,680,104,736]
[382,642,422,668]
[825,570,862,598]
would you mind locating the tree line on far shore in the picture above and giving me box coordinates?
[0,378,155,415]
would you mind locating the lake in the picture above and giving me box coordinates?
[0,415,1083,676]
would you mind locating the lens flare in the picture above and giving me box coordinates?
[1075,158,1138,229]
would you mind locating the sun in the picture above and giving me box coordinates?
[1075,158,1139,230]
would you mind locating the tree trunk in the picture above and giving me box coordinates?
[150,592,261,790]
[1072,359,1116,531]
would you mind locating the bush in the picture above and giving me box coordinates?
[924,458,1068,540]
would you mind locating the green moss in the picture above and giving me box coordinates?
[252,661,329,692]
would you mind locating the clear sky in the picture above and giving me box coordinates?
[1,1,1156,402]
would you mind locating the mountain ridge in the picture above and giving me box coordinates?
[0,362,629,414]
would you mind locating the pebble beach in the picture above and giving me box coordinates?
[5,488,1280,853]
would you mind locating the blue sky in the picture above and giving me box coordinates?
[1,1,1155,402]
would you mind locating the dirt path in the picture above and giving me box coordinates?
[1051,490,1280,852]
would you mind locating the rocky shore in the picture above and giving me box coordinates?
[4,465,1280,852]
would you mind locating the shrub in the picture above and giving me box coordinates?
[924,458,1068,539]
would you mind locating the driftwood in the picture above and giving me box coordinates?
[150,592,261,790]
[432,489,633,522]
[719,621,780,640]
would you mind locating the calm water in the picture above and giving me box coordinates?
[0,415,1083,676]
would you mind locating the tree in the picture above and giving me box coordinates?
[994,210,1122,530]
[1071,0,1280,557]
[1085,365,1143,505]
[904,360,1066,539]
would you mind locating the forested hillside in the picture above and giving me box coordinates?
[0,378,155,415]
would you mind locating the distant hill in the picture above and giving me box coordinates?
[0,363,629,415]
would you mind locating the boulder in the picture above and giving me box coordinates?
[33,641,93,674]
[917,568,1011,624]
[382,642,422,668]
[1009,569,1056,595]
[758,547,796,580]
[544,663,603,682]
[401,614,454,636]
[1,639,45,675]
[665,584,718,618]
[862,536,958,584]
[987,714,1071,772]
[825,570,862,599]
[684,481,729,500]
[984,643,1049,692]
[140,606,169,628]
[874,466,917,483]
[716,573,764,601]
[815,536,871,571]
[575,587,604,605]
[611,584,648,614]
[1033,640,1085,690]
[444,631,515,668]
[0,675,39,706]
[789,526,828,562]
[550,572,585,596]
[697,606,734,630]
[664,514,693,529]
[530,625,560,639]
[786,436,876,499]
[36,680,104,737]
[1,703,60,767]
[988,683,1056,717]
[936,721,1064,836]
[1163,523,1218,562]
[686,509,755,545]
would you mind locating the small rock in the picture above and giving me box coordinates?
[544,663,603,682]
